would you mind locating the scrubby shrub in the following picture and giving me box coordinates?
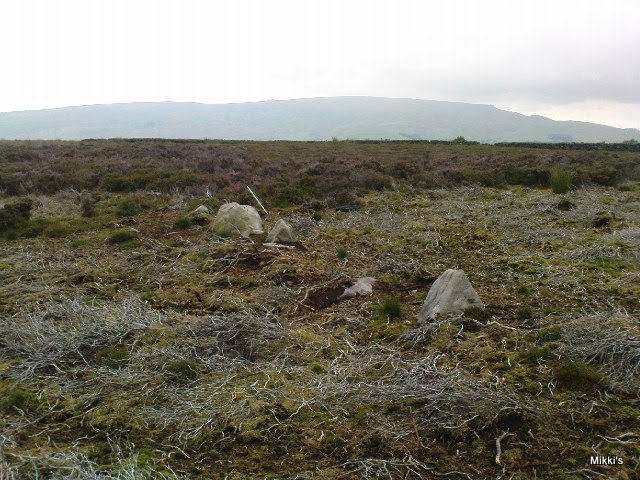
[464,306,490,322]
[173,216,192,230]
[537,326,562,343]
[376,297,402,320]
[616,182,637,192]
[43,221,73,238]
[505,168,550,187]
[517,306,533,319]
[0,198,32,233]
[336,247,348,260]
[79,191,98,217]
[550,168,572,194]
[115,199,142,217]
[107,229,137,244]
[17,218,49,238]
[312,212,323,222]
[556,198,576,211]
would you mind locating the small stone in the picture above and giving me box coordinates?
[266,219,297,243]
[190,205,210,215]
[339,277,375,299]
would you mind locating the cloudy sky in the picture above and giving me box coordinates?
[1,0,639,129]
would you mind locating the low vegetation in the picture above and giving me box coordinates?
[0,140,638,479]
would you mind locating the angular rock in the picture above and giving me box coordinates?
[418,269,483,321]
[212,202,263,237]
[265,219,297,243]
[339,277,375,299]
[190,205,210,215]
[188,205,212,225]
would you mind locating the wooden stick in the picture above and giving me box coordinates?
[247,185,268,215]
[495,431,510,465]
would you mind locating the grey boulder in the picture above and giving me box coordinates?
[418,269,483,321]
[265,219,297,243]
[212,202,263,237]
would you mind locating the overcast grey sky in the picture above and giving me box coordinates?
[1,0,639,129]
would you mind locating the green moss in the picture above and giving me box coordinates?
[554,359,604,392]
[0,381,38,413]
[166,359,199,381]
[537,326,562,343]
[96,347,130,368]
[367,318,407,340]
[352,404,375,424]
[522,346,554,364]
[579,257,629,275]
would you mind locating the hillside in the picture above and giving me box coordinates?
[1,97,639,142]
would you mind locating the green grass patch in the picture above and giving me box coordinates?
[96,347,130,368]
[173,216,192,230]
[166,359,199,381]
[107,229,138,244]
[43,221,73,238]
[579,257,629,275]
[537,326,562,343]
[375,297,402,320]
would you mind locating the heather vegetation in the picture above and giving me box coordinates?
[0,140,639,479]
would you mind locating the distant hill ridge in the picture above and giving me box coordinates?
[0,96,638,142]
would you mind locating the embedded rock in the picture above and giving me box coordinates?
[212,202,263,237]
[265,219,297,243]
[188,205,212,225]
[190,205,210,215]
[418,269,483,321]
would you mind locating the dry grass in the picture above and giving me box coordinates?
[0,141,639,479]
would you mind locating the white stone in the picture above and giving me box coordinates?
[212,202,263,238]
[418,269,483,321]
[339,277,375,299]
[265,219,297,243]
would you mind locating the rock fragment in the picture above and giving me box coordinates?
[339,277,375,299]
[266,219,297,243]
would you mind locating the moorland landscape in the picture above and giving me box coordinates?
[0,139,639,479]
